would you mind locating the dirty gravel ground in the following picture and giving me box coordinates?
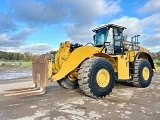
[0,68,160,120]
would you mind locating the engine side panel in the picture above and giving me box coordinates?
[116,55,130,79]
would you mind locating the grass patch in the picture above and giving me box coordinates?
[156,63,160,67]
[0,61,32,68]
[22,62,32,67]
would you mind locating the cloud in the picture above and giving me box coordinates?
[67,0,121,26]
[19,43,54,54]
[138,0,160,14]
[109,14,160,52]
[1,0,121,49]
[1,0,159,53]
[64,0,121,43]
[65,24,96,44]
[110,16,144,36]
[109,14,160,35]
[0,13,17,32]
[0,33,23,47]
[10,0,68,26]
[0,43,54,54]
[141,33,160,52]
[0,46,18,53]
[0,28,34,47]
[11,28,34,41]
[143,13,160,30]
[1,0,122,53]
[10,0,121,26]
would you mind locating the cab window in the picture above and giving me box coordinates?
[94,28,108,46]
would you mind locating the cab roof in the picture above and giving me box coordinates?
[92,24,126,32]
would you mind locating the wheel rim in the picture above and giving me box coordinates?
[96,69,110,87]
[142,67,150,80]
[67,74,76,81]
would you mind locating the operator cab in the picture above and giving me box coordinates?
[92,24,126,54]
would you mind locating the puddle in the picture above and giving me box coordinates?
[0,68,32,80]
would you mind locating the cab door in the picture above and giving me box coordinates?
[106,28,114,54]
[113,28,124,54]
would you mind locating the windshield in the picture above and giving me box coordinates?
[94,28,108,46]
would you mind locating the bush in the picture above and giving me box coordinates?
[2,63,6,66]
[154,61,160,67]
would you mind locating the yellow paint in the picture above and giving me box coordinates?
[123,41,149,53]
[128,51,157,73]
[52,63,58,74]
[96,69,110,87]
[52,46,101,81]
[94,53,117,72]
[48,60,52,78]
[54,41,71,72]
[153,63,158,73]
[139,46,149,53]
[67,69,79,81]
[115,55,130,79]
[95,53,131,80]
[128,51,139,62]
[51,41,155,82]
[54,43,63,71]
[142,67,150,80]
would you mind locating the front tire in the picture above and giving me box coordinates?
[78,57,115,98]
[57,77,78,89]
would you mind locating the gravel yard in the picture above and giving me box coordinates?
[0,67,159,120]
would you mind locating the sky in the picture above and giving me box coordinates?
[0,0,160,54]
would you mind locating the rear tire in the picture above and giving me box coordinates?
[132,59,153,87]
[57,77,78,89]
[78,57,115,98]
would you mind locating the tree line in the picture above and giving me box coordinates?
[0,51,57,62]
[0,51,160,62]
[149,51,160,61]
[0,51,32,61]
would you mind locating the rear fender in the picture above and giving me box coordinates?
[135,52,154,68]
[52,46,101,81]
[134,52,158,72]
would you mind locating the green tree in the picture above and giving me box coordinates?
[24,52,32,61]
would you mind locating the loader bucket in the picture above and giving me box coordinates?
[5,54,52,97]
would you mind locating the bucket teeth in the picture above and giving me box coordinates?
[5,87,45,97]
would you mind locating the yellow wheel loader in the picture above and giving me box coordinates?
[5,24,158,98]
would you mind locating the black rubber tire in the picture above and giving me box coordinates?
[57,77,79,89]
[78,57,115,98]
[132,59,153,88]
